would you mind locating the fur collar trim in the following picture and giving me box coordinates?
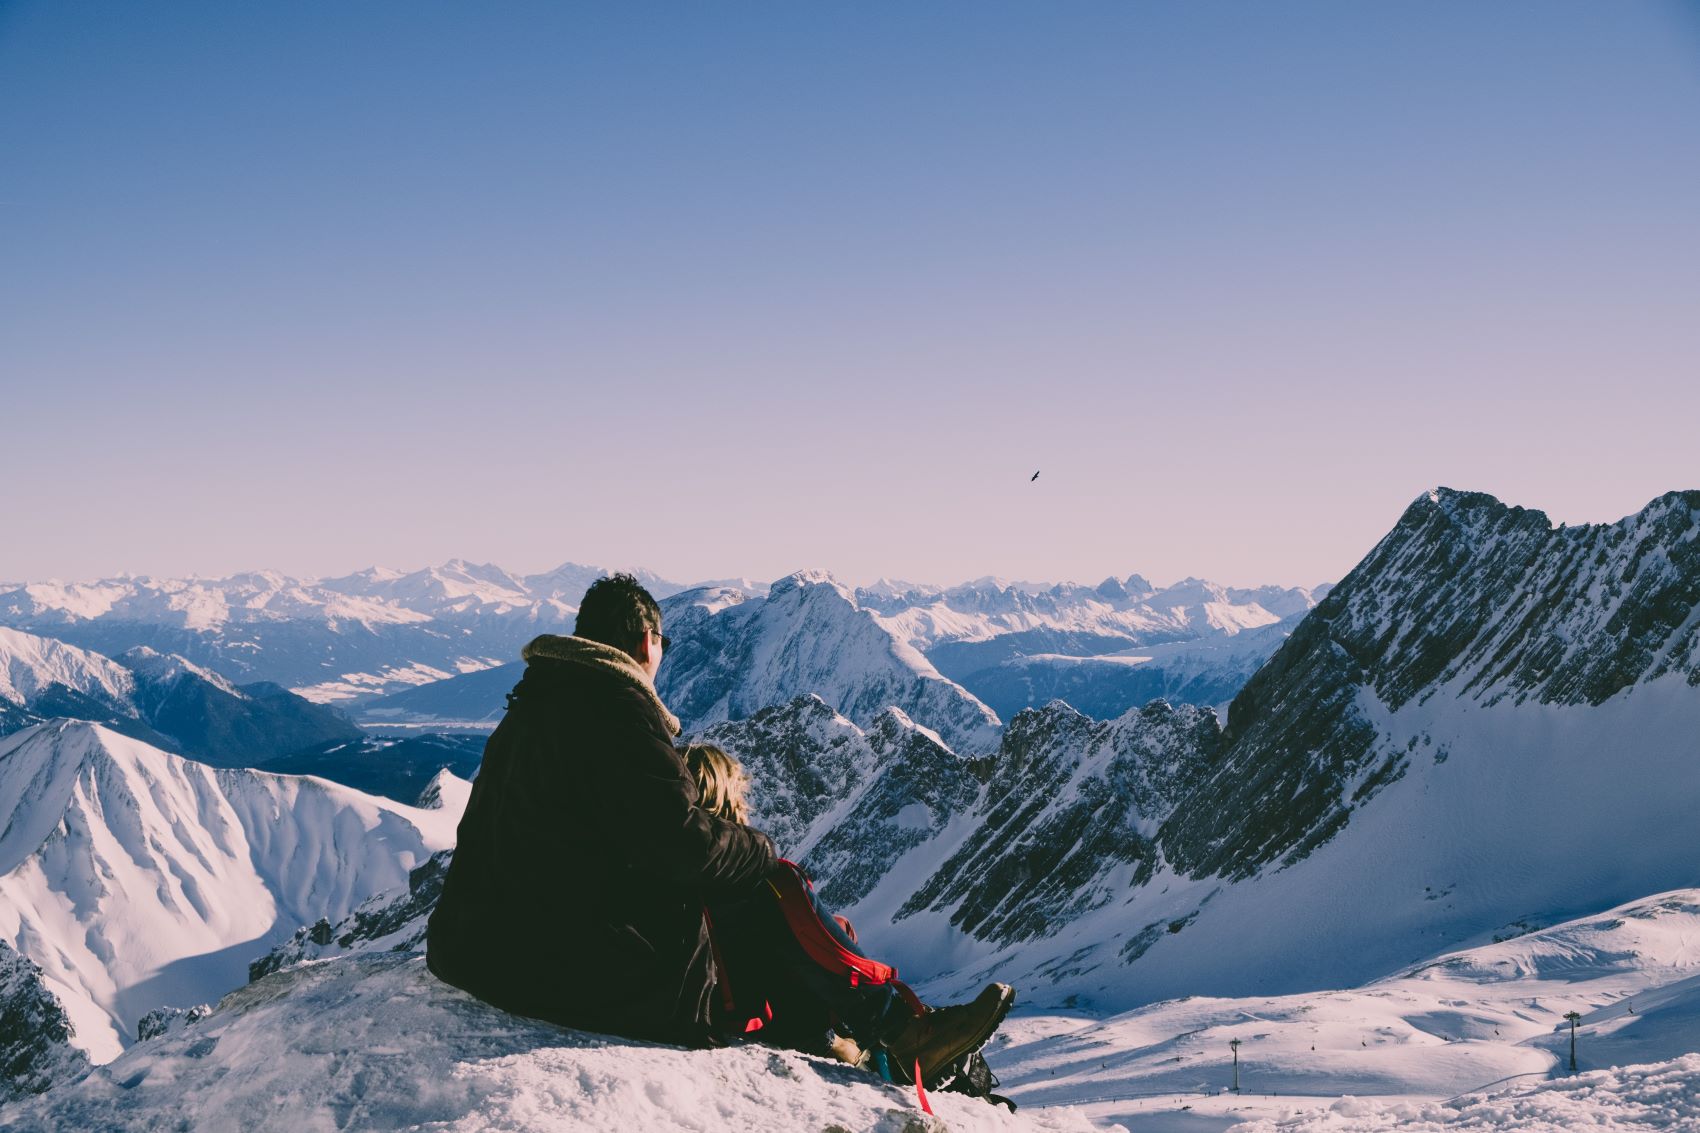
[520,634,681,736]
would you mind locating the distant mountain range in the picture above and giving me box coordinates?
[0,559,1325,734]
[0,628,359,765]
[0,561,681,703]
[346,571,1327,743]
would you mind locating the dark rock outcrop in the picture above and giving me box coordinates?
[0,940,90,1102]
[901,699,1221,941]
[1160,488,1700,882]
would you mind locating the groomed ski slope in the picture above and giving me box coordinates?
[988,888,1700,1131]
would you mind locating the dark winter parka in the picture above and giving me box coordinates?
[426,634,776,1045]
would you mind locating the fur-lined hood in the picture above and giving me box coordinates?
[520,634,681,736]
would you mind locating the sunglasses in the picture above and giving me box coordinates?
[652,629,672,650]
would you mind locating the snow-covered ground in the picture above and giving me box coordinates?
[987,888,1700,1131]
[6,886,1697,1131]
[0,953,1108,1133]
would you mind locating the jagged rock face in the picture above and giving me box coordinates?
[659,575,1002,753]
[1321,489,1700,709]
[695,696,866,858]
[1157,607,1382,882]
[901,700,1222,942]
[0,939,89,1102]
[1162,488,1700,882]
[802,708,984,911]
[695,697,984,910]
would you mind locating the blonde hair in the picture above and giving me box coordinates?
[682,743,750,825]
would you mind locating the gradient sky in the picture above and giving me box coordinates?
[2,1,1697,590]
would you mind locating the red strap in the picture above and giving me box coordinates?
[914,1059,933,1114]
[768,861,901,986]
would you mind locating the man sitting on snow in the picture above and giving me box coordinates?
[426,573,1011,1089]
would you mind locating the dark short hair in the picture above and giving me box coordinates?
[574,573,662,653]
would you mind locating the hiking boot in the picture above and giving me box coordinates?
[884,983,1015,1087]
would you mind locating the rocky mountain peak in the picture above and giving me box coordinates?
[765,568,852,601]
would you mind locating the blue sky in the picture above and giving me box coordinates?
[2,1,1697,588]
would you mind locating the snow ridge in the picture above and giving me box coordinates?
[0,722,464,1062]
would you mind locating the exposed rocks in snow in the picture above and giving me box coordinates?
[901,699,1221,942]
[248,850,455,982]
[0,940,89,1104]
[1166,487,1700,882]
[699,696,986,908]
[135,1003,210,1043]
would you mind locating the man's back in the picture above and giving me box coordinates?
[426,637,774,1044]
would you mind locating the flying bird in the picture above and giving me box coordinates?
[1030,470,1040,482]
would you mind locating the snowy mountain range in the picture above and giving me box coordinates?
[355,572,1011,751]
[351,569,1322,745]
[1,558,1323,736]
[0,722,466,1067]
[0,628,359,765]
[855,488,1700,1007]
[0,561,681,703]
[4,486,1698,1130]
[869,574,1328,711]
